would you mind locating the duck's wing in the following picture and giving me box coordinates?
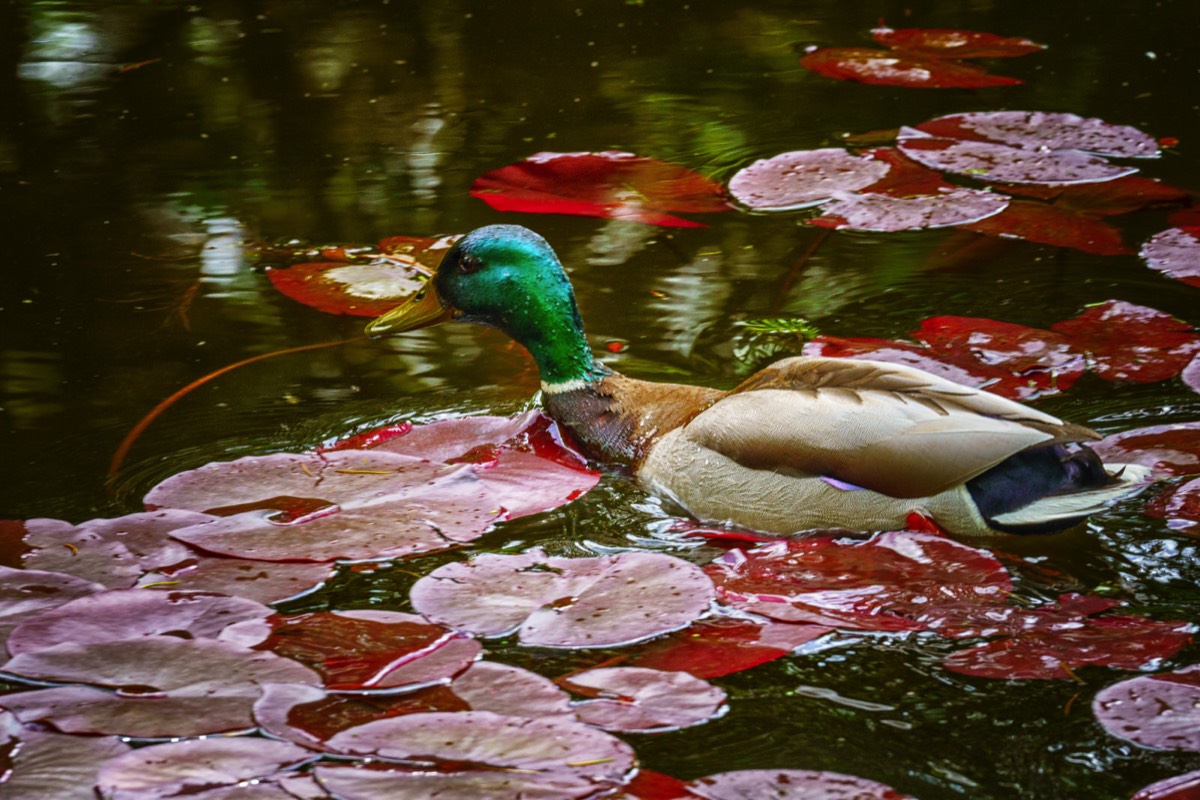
[681,356,1098,499]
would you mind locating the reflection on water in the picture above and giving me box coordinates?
[2,1,1200,797]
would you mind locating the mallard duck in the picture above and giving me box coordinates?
[366,224,1148,537]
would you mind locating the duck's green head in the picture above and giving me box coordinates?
[366,224,604,387]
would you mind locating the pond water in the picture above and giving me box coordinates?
[1,0,1199,797]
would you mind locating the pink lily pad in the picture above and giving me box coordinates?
[0,565,103,653]
[1131,770,1200,800]
[705,532,1011,632]
[871,26,1045,58]
[470,151,731,228]
[0,709,130,800]
[20,511,209,588]
[94,737,313,800]
[898,134,1137,186]
[812,186,1008,232]
[5,588,272,656]
[251,610,480,691]
[686,769,914,799]
[411,548,715,648]
[1145,478,1200,533]
[564,666,727,732]
[254,661,573,748]
[629,616,832,679]
[961,199,1132,255]
[146,452,502,562]
[0,637,319,737]
[1091,421,1200,478]
[1141,226,1200,288]
[135,555,335,605]
[727,149,890,211]
[915,111,1160,158]
[1185,353,1200,396]
[943,614,1193,680]
[1094,665,1200,750]
[1050,300,1200,383]
[317,711,635,798]
[800,47,1020,89]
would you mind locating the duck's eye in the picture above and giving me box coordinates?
[458,256,480,274]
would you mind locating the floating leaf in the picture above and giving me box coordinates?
[1091,421,1200,478]
[871,26,1045,58]
[20,511,210,588]
[1050,300,1200,383]
[856,147,955,196]
[630,616,831,679]
[267,260,427,317]
[565,667,726,732]
[1145,478,1200,534]
[1048,175,1189,216]
[1093,665,1200,750]
[0,566,103,654]
[94,737,313,800]
[740,317,820,337]
[800,47,1020,89]
[961,199,1132,255]
[1185,353,1200,396]
[727,149,890,211]
[1130,770,1200,800]
[251,610,480,691]
[1141,226,1200,288]
[812,187,1008,232]
[943,614,1192,680]
[0,709,129,800]
[5,588,272,656]
[316,711,635,798]
[134,555,335,605]
[914,111,1160,158]
[705,532,1011,632]
[897,134,1137,186]
[0,638,319,737]
[686,769,914,799]
[411,549,715,648]
[470,151,731,228]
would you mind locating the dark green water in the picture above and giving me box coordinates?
[1,1,1199,797]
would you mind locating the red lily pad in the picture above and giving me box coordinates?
[1091,421,1200,478]
[871,26,1045,58]
[1145,478,1200,534]
[726,149,890,211]
[1141,226,1200,288]
[267,260,427,317]
[1050,175,1189,216]
[943,614,1192,680]
[94,737,313,800]
[1050,300,1200,383]
[254,661,573,748]
[857,147,955,196]
[1093,665,1200,750]
[705,532,1011,632]
[0,566,103,653]
[919,592,1121,639]
[686,769,914,799]
[146,452,502,562]
[897,134,1137,186]
[470,151,731,228]
[812,186,1008,232]
[316,711,635,798]
[5,588,272,656]
[410,548,715,648]
[135,554,335,605]
[629,616,832,679]
[0,709,130,800]
[251,610,480,691]
[800,47,1020,89]
[1131,771,1200,800]
[915,111,1161,158]
[564,667,726,732]
[913,315,1087,398]
[20,511,209,588]
[620,770,694,800]
[961,199,1132,255]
